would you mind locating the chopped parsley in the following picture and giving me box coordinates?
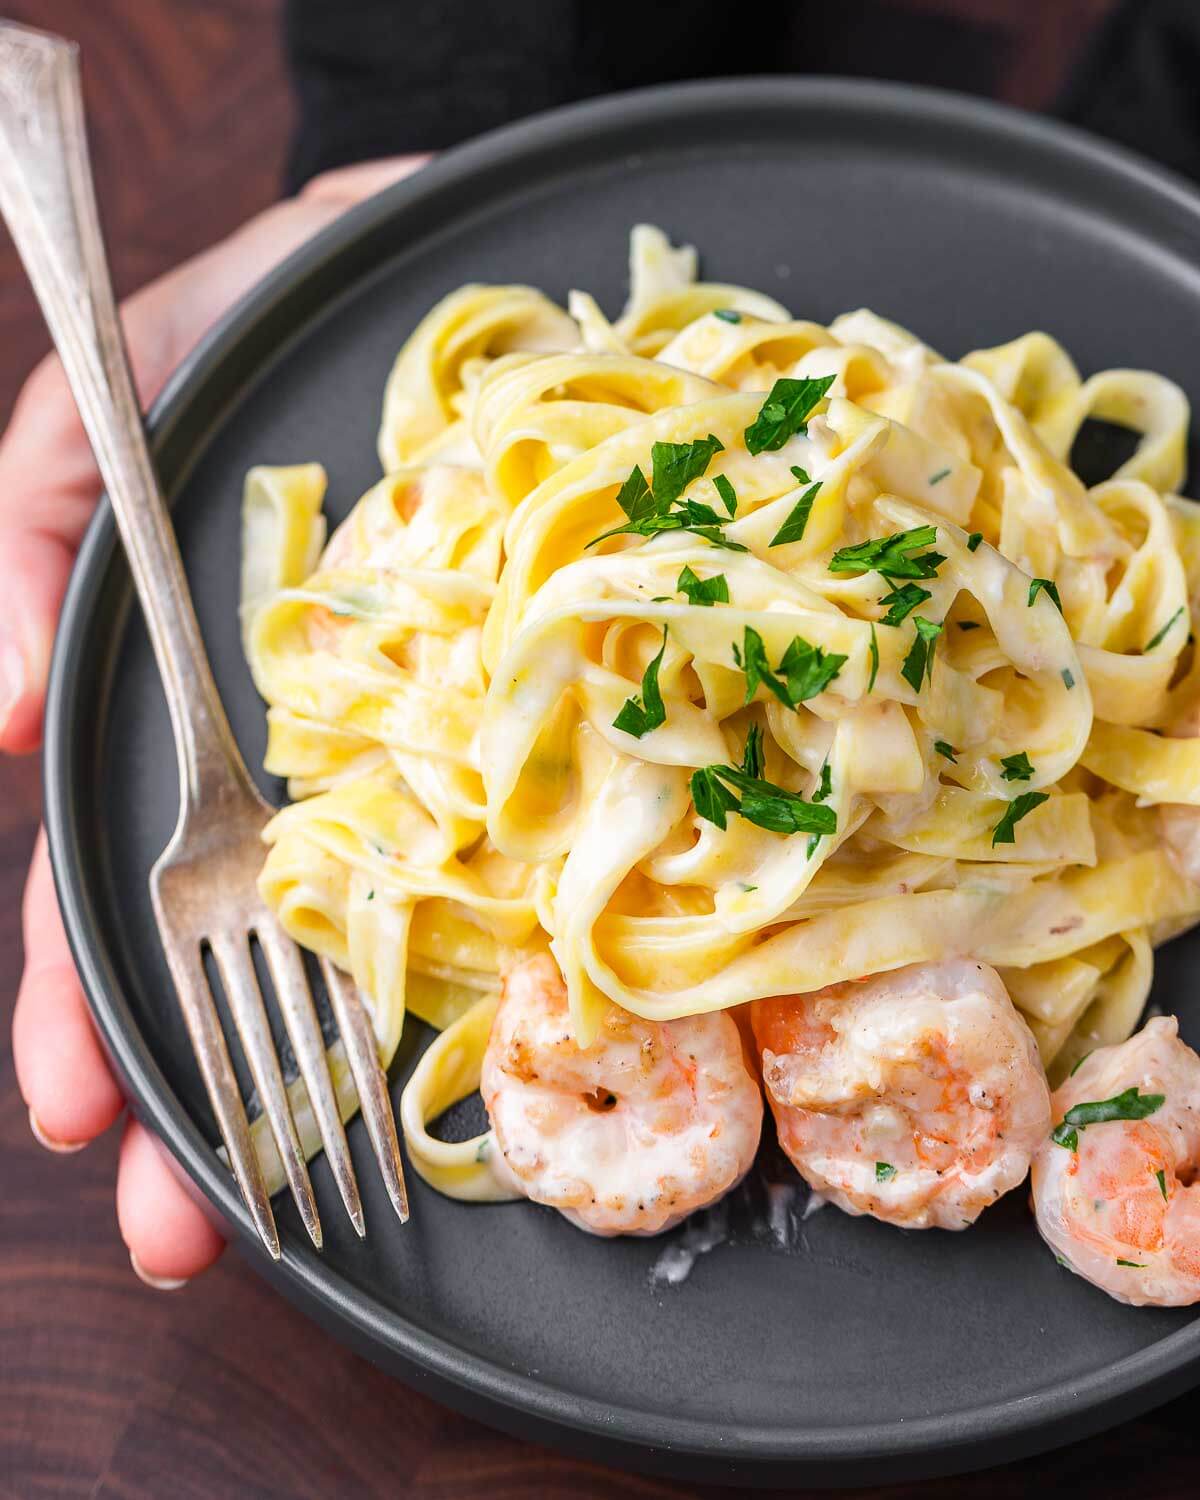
[653,434,726,506]
[612,627,668,738]
[1051,1087,1166,1151]
[712,473,738,518]
[1061,667,1076,690]
[900,616,943,693]
[741,723,765,779]
[928,467,952,486]
[790,465,811,485]
[1145,606,1185,652]
[1156,1168,1168,1201]
[933,740,958,762]
[814,762,832,802]
[830,525,945,582]
[475,1138,491,1163]
[713,307,742,324]
[733,625,846,709]
[770,480,822,547]
[1116,1259,1147,1268]
[676,565,729,606]
[744,375,836,454]
[1000,751,1035,782]
[366,890,375,902]
[966,532,983,552]
[878,581,932,626]
[991,790,1050,846]
[588,434,748,550]
[1028,577,1063,612]
[690,762,838,838]
[868,624,880,693]
[875,1162,897,1182]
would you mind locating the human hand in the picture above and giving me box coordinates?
[8,155,428,1288]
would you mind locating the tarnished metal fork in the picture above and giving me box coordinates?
[0,21,408,1256]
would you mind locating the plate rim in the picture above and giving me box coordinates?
[43,75,1200,1480]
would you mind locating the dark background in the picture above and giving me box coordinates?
[4,1,1199,1495]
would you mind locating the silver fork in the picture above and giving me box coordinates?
[0,21,408,1257]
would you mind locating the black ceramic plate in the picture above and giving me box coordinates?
[44,80,1200,1486]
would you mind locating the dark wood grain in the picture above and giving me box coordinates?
[5,0,1200,1494]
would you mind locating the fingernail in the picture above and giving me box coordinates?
[29,1107,87,1154]
[0,628,24,738]
[129,1251,189,1292]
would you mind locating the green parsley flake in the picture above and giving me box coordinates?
[612,627,668,738]
[589,435,748,550]
[814,762,832,802]
[996,792,1050,852]
[1051,1087,1166,1151]
[875,1162,897,1182]
[712,473,738,518]
[928,467,952,486]
[690,763,838,838]
[1145,606,1185,652]
[991,790,1050,847]
[744,375,836,454]
[933,740,958,762]
[830,525,945,581]
[652,434,726,506]
[868,624,879,693]
[966,532,983,552]
[1156,1168,1168,1201]
[734,625,846,709]
[790,465,811,485]
[770,480,822,547]
[714,308,742,324]
[1000,751,1035,782]
[1116,1259,1147,1268]
[900,616,943,693]
[1028,577,1063,612]
[676,565,729,606]
[878,581,932,626]
[741,723,765,779]
[1061,667,1076,690]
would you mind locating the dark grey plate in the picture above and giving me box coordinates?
[43,79,1200,1487]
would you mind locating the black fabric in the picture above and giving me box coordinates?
[1059,0,1200,185]
[282,0,1010,189]
[284,0,1200,192]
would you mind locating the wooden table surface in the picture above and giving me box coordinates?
[4,2,1199,1495]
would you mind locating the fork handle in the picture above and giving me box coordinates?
[0,22,254,814]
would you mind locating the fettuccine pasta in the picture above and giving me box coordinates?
[240,225,1200,1200]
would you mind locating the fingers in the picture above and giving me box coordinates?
[12,830,124,1146]
[117,1118,226,1284]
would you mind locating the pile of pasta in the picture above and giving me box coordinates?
[240,226,1200,1200]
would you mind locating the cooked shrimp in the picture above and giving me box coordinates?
[1159,700,1200,882]
[751,960,1051,1230]
[481,952,763,1236]
[1030,1015,1200,1306]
